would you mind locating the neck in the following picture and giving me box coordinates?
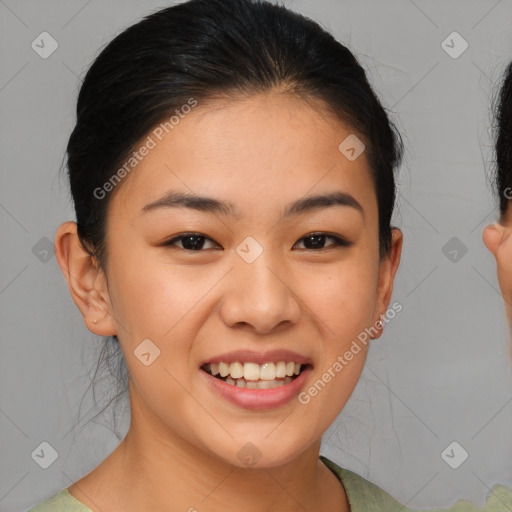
[72,390,349,512]
[116,422,345,511]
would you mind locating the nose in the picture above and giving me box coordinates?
[219,253,301,335]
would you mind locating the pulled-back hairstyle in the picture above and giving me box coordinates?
[66,0,403,435]
[494,61,512,218]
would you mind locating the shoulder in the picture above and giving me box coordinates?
[319,455,512,511]
[28,488,93,512]
[320,455,415,511]
[433,485,512,512]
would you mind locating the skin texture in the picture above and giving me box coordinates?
[483,214,512,329]
[55,91,402,512]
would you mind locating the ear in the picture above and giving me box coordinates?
[54,221,117,336]
[482,222,506,257]
[371,228,403,339]
[482,222,512,311]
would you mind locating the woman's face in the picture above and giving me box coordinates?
[60,92,402,468]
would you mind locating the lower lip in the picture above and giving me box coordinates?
[200,367,312,410]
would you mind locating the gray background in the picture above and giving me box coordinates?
[2,0,512,510]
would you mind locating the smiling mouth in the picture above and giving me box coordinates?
[201,361,310,389]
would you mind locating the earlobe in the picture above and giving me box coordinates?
[54,221,117,336]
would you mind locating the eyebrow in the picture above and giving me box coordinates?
[140,190,364,219]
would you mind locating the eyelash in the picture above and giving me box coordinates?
[162,232,352,251]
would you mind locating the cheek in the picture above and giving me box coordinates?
[494,249,512,320]
[107,251,213,339]
[299,264,375,418]
[496,263,512,329]
[108,258,210,428]
[497,260,512,298]
[301,257,378,338]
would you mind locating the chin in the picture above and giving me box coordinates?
[208,438,311,470]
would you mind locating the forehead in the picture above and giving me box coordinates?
[111,91,376,219]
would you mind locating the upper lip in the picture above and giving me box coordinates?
[200,349,312,366]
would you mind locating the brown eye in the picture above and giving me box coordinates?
[163,233,221,251]
[294,233,352,250]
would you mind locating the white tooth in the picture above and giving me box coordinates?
[256,380,274,389]
[225,376,235,386]
[219,362,230,377]
[244,362,260,381]
[245,380,259,389]
[210,363,220,376]
[293,363,301,375]
[285,362,295,376]
[275,361,286,378]
[284,376,292,384]
[229,362,244,379]
[275,380,285,386]
[259,362,276,380]
[236,379,246,388]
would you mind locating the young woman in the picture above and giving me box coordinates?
[28,0,511,510]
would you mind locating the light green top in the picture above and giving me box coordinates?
[320,456,512,511]
[28,455,512,511]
